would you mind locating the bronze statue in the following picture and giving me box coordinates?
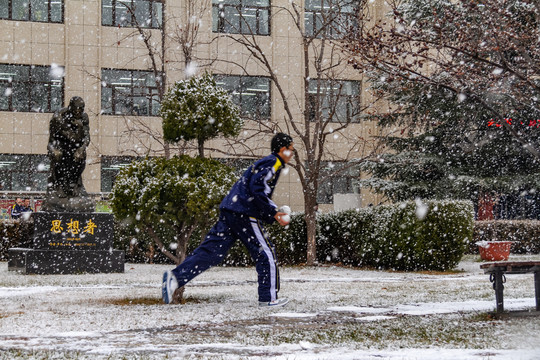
[42,96,95,212]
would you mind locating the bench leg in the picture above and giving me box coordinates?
[535,271,540,312]
[490,271,505,314]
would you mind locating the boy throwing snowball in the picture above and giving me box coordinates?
[162,133,294,307]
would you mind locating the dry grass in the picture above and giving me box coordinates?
[101,296,204,306]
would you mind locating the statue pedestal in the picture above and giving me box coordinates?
[8,212,124,274]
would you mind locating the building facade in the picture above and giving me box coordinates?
[0,0,384,216]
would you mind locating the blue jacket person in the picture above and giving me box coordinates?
[162,133,294,307]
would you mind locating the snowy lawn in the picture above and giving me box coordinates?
[1,255,539,359]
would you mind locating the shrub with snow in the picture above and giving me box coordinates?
[261,200,475,271]
[111,155,236,265]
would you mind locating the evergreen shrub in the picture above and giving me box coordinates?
[365,200,474,271]
[472,220,540,254]
[317,209,374,265]
[263,200,474,271]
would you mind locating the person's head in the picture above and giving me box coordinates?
[15,198,23,205]
[24,199,30,207]
[271,133,294,164]
[68,96,85,118]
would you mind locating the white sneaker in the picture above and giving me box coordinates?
[162,270,178,304]
[259,297,289,307]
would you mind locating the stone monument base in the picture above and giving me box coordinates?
[8,248,124,274]
[8,211,124,275]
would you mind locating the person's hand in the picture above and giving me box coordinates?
[274,212,290,226]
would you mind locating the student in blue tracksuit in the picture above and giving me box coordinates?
[162,133,294,307]
[10,198,24,220]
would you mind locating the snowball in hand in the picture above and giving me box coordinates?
[278,205,291,215]
[278,206,291,225]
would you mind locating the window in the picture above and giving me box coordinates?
[102,0,163,28]
[0,0,63,23]
[101,69,161,116]
[214,75,271,120]
[0,64,64,113]
[317,161,361,204]
[308,79,361,123]
[0,154,49,191]
[305,0,358,39]
[212,0,270,35]
[100,156,137,192]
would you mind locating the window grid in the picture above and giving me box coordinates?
[214,74,271,121]
[308,79,361,123]
[317,161,361,204]
[101,156,138,192]
[212,0,271,35]
[0,0,63,23]
[102,0,163,29]
[0,154,49,192]
[0,64,64,113]
[304,0,358,39]
[101,69,161,116]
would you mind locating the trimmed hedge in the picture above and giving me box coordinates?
[262,200,474,271]
[312,200,474,271]
[471,220,540,254]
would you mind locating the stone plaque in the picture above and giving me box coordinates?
[33,212,114,250]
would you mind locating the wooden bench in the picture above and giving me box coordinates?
[480,261,540,314]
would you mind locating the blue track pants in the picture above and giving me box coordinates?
[171,210,280,302]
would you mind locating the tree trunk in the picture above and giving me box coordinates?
[147,226,179,264]
[171,223,197,304]
[304,190,318,266]
[176,223,197,265]
[198,138,205,158]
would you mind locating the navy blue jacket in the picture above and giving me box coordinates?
[11,204,24,219]
[220,153,285,224]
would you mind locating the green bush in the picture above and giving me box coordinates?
[472,220,540,254]
[317,209,374,265]
[111,155,236,265]
[366,200,474,271]
[264,200,474,271]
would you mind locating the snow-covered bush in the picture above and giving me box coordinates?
[317,209,375,265]
[364,200,474,271]
[261,200,474,271]
[111,155,237,265]
[472,220,540,254]
[161,71,243,157]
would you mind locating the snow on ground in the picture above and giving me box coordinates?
[0,255,539,359]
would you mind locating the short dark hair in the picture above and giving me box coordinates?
[271,133,293,153]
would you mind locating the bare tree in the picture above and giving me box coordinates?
[168,0,212,73]
[212,0,383,265]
